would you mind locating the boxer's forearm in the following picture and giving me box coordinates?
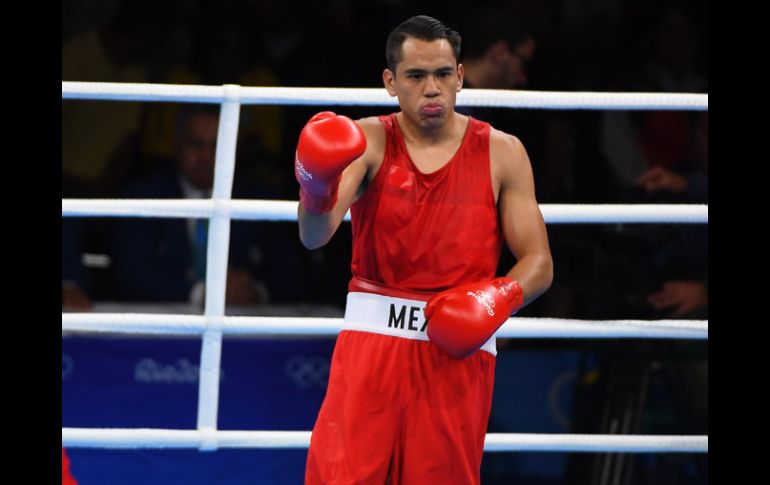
[504,252,553,307]
[298,203,339,249]
[294,111,366,249]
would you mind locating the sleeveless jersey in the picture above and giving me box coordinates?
[349,113,503,293]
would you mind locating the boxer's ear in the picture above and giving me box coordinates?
[383,69,397,97]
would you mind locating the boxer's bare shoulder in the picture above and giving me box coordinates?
[488,127,533,203]
[353,116,387,195]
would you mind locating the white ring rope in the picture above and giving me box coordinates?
[61,428,707,453]
[61,199,708,224]
[61,314,707,340]
[62,81,708,456]
[62,82,707,111]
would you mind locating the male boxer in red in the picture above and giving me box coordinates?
[297,15,553,484]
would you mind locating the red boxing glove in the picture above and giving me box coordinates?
[425,277,524,359]
[295,111,367,214]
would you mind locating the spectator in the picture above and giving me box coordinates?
[112,104,267,306]
[599,5,706,196]
[460,12,535,91]
[639,112,708,319]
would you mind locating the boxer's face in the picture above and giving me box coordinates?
[383,38,464,130]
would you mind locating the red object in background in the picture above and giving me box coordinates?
[62,448,78,485]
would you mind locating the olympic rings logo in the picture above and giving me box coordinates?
[284,356,330,389]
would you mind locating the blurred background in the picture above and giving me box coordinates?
[62,0,708,483]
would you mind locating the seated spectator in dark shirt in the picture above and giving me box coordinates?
[637,112,708,319]
[113,104,280,305]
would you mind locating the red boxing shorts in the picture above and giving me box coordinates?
[306,291,496,485]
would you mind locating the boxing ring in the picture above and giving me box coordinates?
[61,82,708,457]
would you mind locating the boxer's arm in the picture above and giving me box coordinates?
[298,118,382,249]
[425,132,552,359]
[298,156,367,249]
[493,130,553,306]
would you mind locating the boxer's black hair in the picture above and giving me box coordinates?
[385,15,462,72]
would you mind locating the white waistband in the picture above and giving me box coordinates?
[343,292,496,356]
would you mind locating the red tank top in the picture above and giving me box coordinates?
[349,113,502,295]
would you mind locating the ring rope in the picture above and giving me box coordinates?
[61,199,708,224]
[61,81,708,456]
[61,314,707,340]
[62,81,707,110]
[61,428,707,453]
